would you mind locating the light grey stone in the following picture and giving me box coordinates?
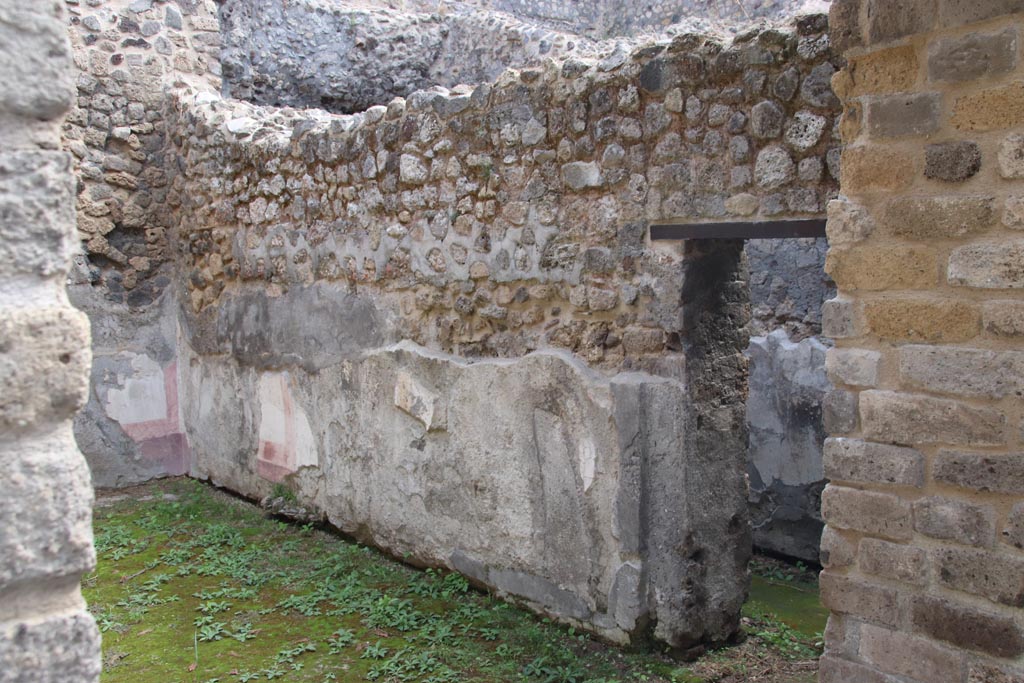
[755,145,795,189]
[948,240,1024,289]
[562,161,602,190]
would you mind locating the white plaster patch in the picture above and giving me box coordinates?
[394,372,445,431]
[105,354,168,426]
[578,438,596,492]
[257,373,318,482]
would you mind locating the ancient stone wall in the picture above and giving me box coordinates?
[360,0,833,39]
[821,2,1024,680]
[62,0,221,487]
[164,13,839,647]
[0,1,101,680]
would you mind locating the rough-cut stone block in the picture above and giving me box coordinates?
[0,3,75,123]
[859,539,928,585]
[826,348,881,387]
[819,571,899,627]
[913,496,996,547]
[823,438,925,487]
[841,146,915,192]
[867,93,941,138]
[0,426,96,586]
[754,145,795,189]
[925,141,981,182]
[860,624,963,683]
[822,297,860,338]
[938,1,1024,29]
[1004,196,1024,229]
[825,244,938,291]
[823,388,859,434]
[968,661,1024,683]
[935,546,1024,607]
[847,45,918,97]
[861,390,1005,447]
[929,28,1018,82]
[819,655,896,683]
[864,298,980,343]
[900,344,1024,399]
[398,154,428,185]
[983,300,1024,337]
[934,450,1024,493]
[912,594,1024,658]
[0,307,91,432]
[1004,503,1024,550]
[882,196,995,239]
[820,526,857,568]
[949,241,1024,289]
[561,161,602,190]
[829,0,863,54]
[826,199,876,247]
[750,100,785,139]
[952,82,1024,131]
[0,610,101,683]
[865,0,937,43]
[821,485,912,540]
[0,151,76,280]
[998,133,1024,178]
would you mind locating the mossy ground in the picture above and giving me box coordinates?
[85,478,824,683]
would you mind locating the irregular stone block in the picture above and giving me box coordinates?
[867,93,941,138]
[860,390,1005,447]
[826,348,880,387]
[859,624,964,683]
[821,485,912,541]
[858,540,928,586]
[847,45,918,96]
[983,300,1024,337]
[949,240,1024,289]
[755,145,795,189]
[998,133,1024,178]
[934,450,1024,494]
[0,3,75,122]
[0,151,76,280]
[0,611,101,683]
[911,594,1024,658]
[929,28,1017,82]
[913,496,996,547]
[881,195,995,239]
[825,244,938,291]
[952,81,1024,131]
[819,571,899,627]
[0,307,91,432]
[1003,503,1024,550]
[863,298,980,343]
[899,344,1024,399]
[841,145,915,192]
[925,141,981,181]
[561,161,602,190]
[823,438,925,487]
[0,426,95,587]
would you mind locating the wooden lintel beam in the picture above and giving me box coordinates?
[649,218,827,241]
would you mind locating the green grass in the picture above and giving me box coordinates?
[85,479,822,683]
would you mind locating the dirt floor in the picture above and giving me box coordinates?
[87,478,826,683]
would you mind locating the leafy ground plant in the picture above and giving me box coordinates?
[86,479,825,683]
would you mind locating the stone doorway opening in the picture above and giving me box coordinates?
[655,219,835,566]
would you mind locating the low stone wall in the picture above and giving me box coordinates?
[0,1,100,680]
[821,3,1024,680]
